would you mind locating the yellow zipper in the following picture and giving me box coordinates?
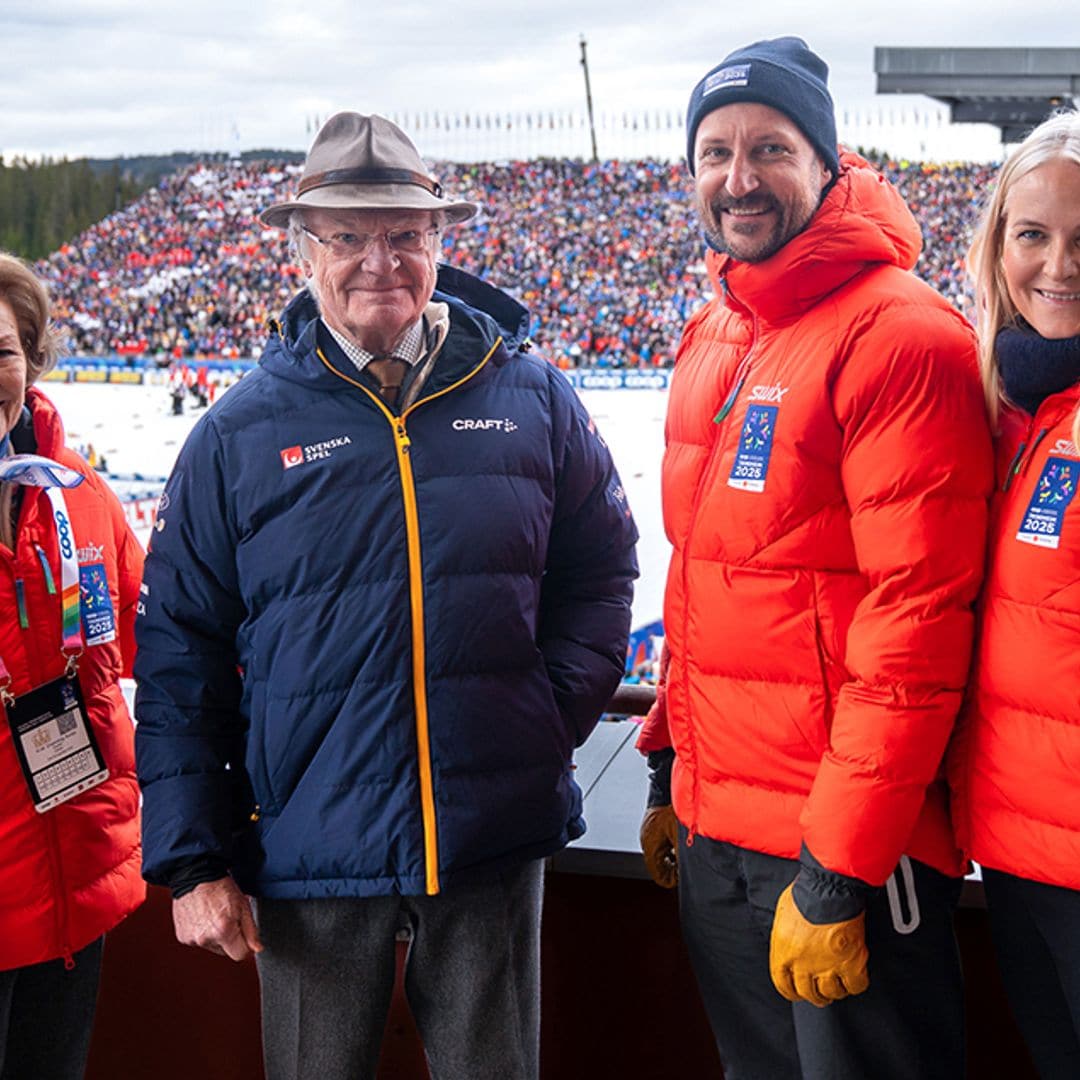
[316,338,501,894]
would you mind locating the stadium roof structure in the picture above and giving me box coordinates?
[874,47,1080,144]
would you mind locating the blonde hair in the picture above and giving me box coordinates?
[0,252,63,386]
[967,111,1080,446]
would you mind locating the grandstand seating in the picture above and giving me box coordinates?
[36,155,996,368]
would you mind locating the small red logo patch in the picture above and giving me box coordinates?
[280,446,304,469]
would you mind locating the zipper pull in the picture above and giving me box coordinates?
[714,371,748,424]
[1023,428,1050,475]
[15,579,29,629]
[396,423,411,453]
[1003,427,1051,491]
[33,544,56,594]
[1002,441,1026,492]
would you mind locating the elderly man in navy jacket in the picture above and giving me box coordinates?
[135,113,637,1080]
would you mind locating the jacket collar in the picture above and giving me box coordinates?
[262,265,531,393]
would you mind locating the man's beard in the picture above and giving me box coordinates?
[700,192,811,265]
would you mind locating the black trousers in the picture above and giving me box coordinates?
[679,831,964,1080]
[982,868,1080,1080]
[0,936,104,1080]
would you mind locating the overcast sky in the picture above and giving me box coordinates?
[3,1,1078,162]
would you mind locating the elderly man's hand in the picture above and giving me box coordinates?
[173,877,264,962]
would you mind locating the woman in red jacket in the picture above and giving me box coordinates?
[0,253,145,1077]
[951,112,1080,1080]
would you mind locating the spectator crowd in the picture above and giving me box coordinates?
[34,153,997,368]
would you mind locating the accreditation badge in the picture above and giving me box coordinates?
[1016,456,1078,549]
[79,562,117,645]
[5,675,109,812]
[728,404,778,493]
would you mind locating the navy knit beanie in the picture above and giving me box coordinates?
[685,37,838,176]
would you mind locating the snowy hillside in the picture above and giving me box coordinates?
[42,380,670,632]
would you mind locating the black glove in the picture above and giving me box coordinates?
[646,747,675,808]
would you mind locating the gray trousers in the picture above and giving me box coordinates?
[679,831,965,1080]
[255,859,544,1080]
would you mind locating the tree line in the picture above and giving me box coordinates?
[0,156,147,261]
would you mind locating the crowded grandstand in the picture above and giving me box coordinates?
[35,154,996,368]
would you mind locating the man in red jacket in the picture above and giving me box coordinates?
[637,37,992,1079]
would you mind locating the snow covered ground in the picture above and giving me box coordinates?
[43,380,670,633]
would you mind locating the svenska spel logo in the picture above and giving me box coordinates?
[280,446,304,470]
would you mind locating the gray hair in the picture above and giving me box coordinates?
[287,211,319,301]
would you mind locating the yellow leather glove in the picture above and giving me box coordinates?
[639,805,679,888]
[769,882,869,1008]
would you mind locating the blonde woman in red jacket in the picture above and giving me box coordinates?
[950,112,1080,1080]
[0,253,145,1077]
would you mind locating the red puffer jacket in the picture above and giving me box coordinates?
[0,387,145,970]
[639,153,993,886]
[950,386,1080,889]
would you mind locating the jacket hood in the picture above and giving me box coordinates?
[706,150,923,324]
[260,264,531,391]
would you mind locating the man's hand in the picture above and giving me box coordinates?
[769,882,869,1007]
[173,877,264,962]
[640,805,679,888]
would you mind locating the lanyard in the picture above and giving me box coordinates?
[0,453,85,705]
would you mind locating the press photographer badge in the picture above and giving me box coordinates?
[1016,456,1078,550]
[6,674,108,813]
[728,404,778,493]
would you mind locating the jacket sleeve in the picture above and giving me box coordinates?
[800,307,993,885]
[134,416,249,886]
[635,638,671,752]
[538,369,638,747]
[105,479,144,678]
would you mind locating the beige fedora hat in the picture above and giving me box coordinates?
[260,112,478,229]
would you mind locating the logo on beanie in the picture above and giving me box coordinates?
[703,65,750,96]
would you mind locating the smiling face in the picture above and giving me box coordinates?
[0,297,28,438]
[693,102,832,264]
[1001,158,1080,340]
[300,208,439,355]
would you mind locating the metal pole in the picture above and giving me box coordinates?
[579,35,599,163]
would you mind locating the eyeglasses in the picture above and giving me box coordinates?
[300,224,440,261]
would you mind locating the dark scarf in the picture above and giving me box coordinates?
[997,321,1080,417]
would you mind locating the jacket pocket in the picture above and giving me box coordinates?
[807,572,854,753]
[244,681,278,814]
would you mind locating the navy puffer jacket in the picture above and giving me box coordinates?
[135,267,637,898]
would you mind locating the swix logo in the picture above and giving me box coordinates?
[280,436,353,469]
[747,383,790,404]
[1052,438,1079,458]
[451,417,518,432]
[77,542,105,563]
